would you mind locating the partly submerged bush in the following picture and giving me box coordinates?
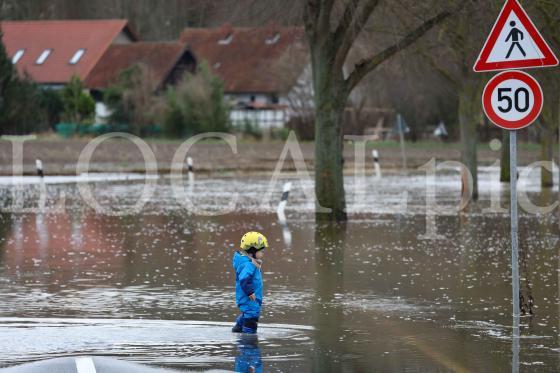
[163,62,230,138]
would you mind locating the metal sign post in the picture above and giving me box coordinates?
[509,130,519,320]
[474,2,558,370]
[511,131,520,373]
[481,71,543,320]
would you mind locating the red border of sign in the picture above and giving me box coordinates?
[473,0,559,72]
[482,70,543,130]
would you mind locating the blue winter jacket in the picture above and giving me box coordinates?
[233,251,263,318]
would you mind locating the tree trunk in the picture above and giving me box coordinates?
[558,97,560,205]
[540,121,554,188]
[459,78,480,200]
[539,86,559,188]
[500,130,510,182]
[311,45,347,222]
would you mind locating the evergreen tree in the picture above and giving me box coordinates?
[0,28,46,134]
[38,88,64,130]
[0,28,18,132]
[60,75,95,125]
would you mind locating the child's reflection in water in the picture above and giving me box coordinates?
[235,334,262,373]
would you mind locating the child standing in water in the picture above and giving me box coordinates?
[232,231,268,334]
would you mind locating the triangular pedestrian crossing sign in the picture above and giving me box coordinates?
[473,0,558,72]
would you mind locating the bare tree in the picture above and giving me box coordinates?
[532,1,560,188]
[104,64,161,135]
[418,0,497,200]
[0,0,217,40]
[302,0,459,221]
[213,0,462,221]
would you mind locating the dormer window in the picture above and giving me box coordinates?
[69,48,85,64]
[11,49,25,64]
[36,49,52,65]
[218,33,233,45]
[265,33,280,45]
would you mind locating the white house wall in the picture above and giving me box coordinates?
[284,63,314,118]
[225,64,315,129]
[230,109,286,129]
[95,102,111,124]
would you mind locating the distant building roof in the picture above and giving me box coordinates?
[180,25,308,94]
[85,42,193,90]
[0,19,138,85]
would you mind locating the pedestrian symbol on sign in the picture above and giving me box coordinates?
[473,0,558,72]
[505,21,526,59]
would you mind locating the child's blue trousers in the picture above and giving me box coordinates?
[233,313,259,334]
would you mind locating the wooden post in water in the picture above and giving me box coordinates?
[396,114,407,171]
[372,150,381,179]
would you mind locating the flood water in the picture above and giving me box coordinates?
[0,167,558,371]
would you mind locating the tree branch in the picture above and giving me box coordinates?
[333,0,381,72]
[303,0,321,39]
[535,3,560,47]
[318,0,336,31]
[332,0,360,41]
[344,10,451,94]
[418,49,460,88]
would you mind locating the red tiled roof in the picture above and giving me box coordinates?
[85,42,189,89]
[180,25,309,94]
[0,20,137,84]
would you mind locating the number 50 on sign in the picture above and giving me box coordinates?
[482,70,543,130]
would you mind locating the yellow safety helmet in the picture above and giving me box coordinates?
[240,231,268,251]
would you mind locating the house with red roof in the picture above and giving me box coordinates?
[0,20,138,87]
[85,41,196,121]
[1,20,311,129]
[85,42,195,92]
[1,19,196,123]
[180,25,312,129]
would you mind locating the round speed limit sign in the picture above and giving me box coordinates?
[482,70,543,130]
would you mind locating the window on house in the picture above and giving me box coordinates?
[11,49,25,64]
[36,49,52,65]
[218,33,233,45]
[69,49,85,64]
[265,33,281,45]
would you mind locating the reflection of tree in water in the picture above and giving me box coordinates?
[313,221,347,371]
[0,212,13,266]
[235,334,262,373]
